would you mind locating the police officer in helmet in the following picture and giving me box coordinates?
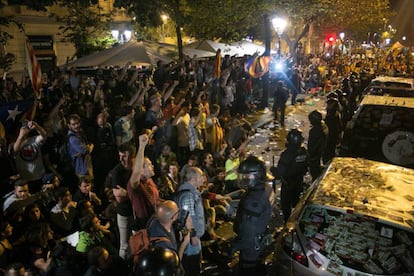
[232,155,272,275]
[271,128,309,222]
[135,247,180,275]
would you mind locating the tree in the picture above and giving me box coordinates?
[114,0,189,61]
[51,1,115,58]
[0,15,24,74]
[274,0,394,60]
[185,0,275,42]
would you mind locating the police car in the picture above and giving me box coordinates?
[339,95,414,168]
[266,157,414,276]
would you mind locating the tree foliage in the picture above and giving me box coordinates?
[51,1,115,58]
[185,0,275,42]
[275,0,394,41]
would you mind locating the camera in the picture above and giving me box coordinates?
[173,209,189,241]
[22,120,29,128]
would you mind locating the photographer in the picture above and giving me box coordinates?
[147,200,190,262]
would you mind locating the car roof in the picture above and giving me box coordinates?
[308,157,414,230]
[360,95,414,107]
[370,76,414,87]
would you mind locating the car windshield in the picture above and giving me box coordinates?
[353,105,414,134]
[370,81,412,89]
[367,87,414,97]
[299,205,414,275]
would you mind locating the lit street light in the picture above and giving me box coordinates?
[272,17,287,56]
[161,14,168,42]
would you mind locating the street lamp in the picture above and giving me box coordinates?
[161,14,168,42]
[272,17,287,56]
[339,32,345,54]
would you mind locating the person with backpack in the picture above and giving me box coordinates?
[147,200,190,261]
[175,166,206,276]
[67,114,94,180]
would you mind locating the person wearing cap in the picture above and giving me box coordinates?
[40,173,60,210]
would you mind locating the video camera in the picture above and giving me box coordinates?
[173,209,189,241]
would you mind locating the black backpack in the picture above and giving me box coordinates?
[56,133,75,175]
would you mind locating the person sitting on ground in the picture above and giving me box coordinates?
[157,160,180,200]
[72,176,102,212]
[49,187,78,238]
[23,222,54,275]
[179,154,198,183]
[84,246,129,276]
[0,220,15,272]
[76,213,117,256]
[2,179,44,217]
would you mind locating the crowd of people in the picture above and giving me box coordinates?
[0,44,409,275]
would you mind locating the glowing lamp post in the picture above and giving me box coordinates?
[272,17,287,56]
[161,14,168,42]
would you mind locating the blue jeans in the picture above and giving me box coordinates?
[117,214,133,259]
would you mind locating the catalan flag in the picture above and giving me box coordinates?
[244,54,272,78]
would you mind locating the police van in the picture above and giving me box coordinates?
[266,157,414,276]
[339,95,414,168]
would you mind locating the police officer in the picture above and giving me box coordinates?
[135,247,180,275]
[308,111,328,181]
[272,80,289,126]
[232,155,272,275]
[271,129,309,222]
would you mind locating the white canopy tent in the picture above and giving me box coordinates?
[185,39,268,57]
[64,40,216,69]
[65,41,172,68]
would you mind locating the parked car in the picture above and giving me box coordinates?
[266,157,414,276]
[364,76,414,91]
[339,95,414,168]
[364,86,414,98]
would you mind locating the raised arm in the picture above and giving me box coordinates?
[162,80,179,103]
[129,133,149,189]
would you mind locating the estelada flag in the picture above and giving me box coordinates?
[244,54,272,78]
[0,99,35,132]
[24,38,42,119]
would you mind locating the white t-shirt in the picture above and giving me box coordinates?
[15,136,45,182]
